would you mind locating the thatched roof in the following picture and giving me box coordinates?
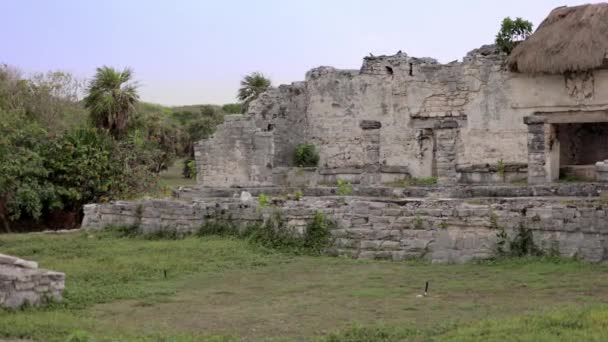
[508,3,608,74]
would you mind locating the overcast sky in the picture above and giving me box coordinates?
[1,0,602,105]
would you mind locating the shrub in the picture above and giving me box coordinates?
[246,212,298,251]
[303,212,334,254]
[0,120,57,226]
[128,211,336,255]
[182,158,197,179]
[496,17,533,54]
[197,220,239,237]
[0,121,158,231]
[294,143,320,167]
[496,224,542,257]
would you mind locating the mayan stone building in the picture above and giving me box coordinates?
[195,4,608,187]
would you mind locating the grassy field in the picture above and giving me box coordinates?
[1,231,608,341]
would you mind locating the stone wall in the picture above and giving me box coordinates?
[195,115,274,187]
[0,254,65,309]
[248,82,308,167]
[195,45,608,187]
[83,195,608,263]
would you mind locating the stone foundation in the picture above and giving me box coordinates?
[0,254,65,309]
[83,193,608,263]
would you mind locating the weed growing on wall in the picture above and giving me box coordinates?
[413,215,424,230]
[496,224,542,257]
[489,211,499,229]
[195,211,335,255]
[496,159,506,179]
[303,212,334,254]
[337,179,352,196]
[197,220,240,237]
[258,193,271,207]
[294,143,320,167]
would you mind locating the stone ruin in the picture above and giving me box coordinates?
[82,4,608,263]
[0,254,65,309]
[195,44,608,187]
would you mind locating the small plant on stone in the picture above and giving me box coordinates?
[294,143,320,167]
[496,228,509,255]
[336,179,352,196]
[414,215,424,230]
[439,221,448,230]
[489,211,500,229]
[294,190,303,201]
[496,159,506,179]
[258,193,271,207]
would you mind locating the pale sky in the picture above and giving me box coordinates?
[1,0,602,105]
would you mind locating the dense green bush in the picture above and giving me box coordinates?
[0,62,237,232]
[0,119,57,227]
[294,143,320,167]
[0,118,157,231]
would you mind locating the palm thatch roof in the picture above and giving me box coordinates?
[508,3,608,74]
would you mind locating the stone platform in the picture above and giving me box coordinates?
[0,254,65,309]
[84,183,608,263]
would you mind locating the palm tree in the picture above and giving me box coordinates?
[237,72,271,112]
[84,66,139,138]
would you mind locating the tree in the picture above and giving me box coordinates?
[237,72,271,112]
[496,17,533,55]
[27,71,87,132]
[84,66,139,138]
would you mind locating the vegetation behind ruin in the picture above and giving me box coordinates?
[0,64,238,232]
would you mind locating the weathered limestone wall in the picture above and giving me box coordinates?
[195,115,274,187]
[83,196,608,263]
[195,47,608,187]
[248,82,308,167]
[0,254,65,309]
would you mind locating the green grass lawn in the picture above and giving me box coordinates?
[1,231,608,341]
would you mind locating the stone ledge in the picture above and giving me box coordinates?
[0,254,38,270]
[0,256,65,309]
